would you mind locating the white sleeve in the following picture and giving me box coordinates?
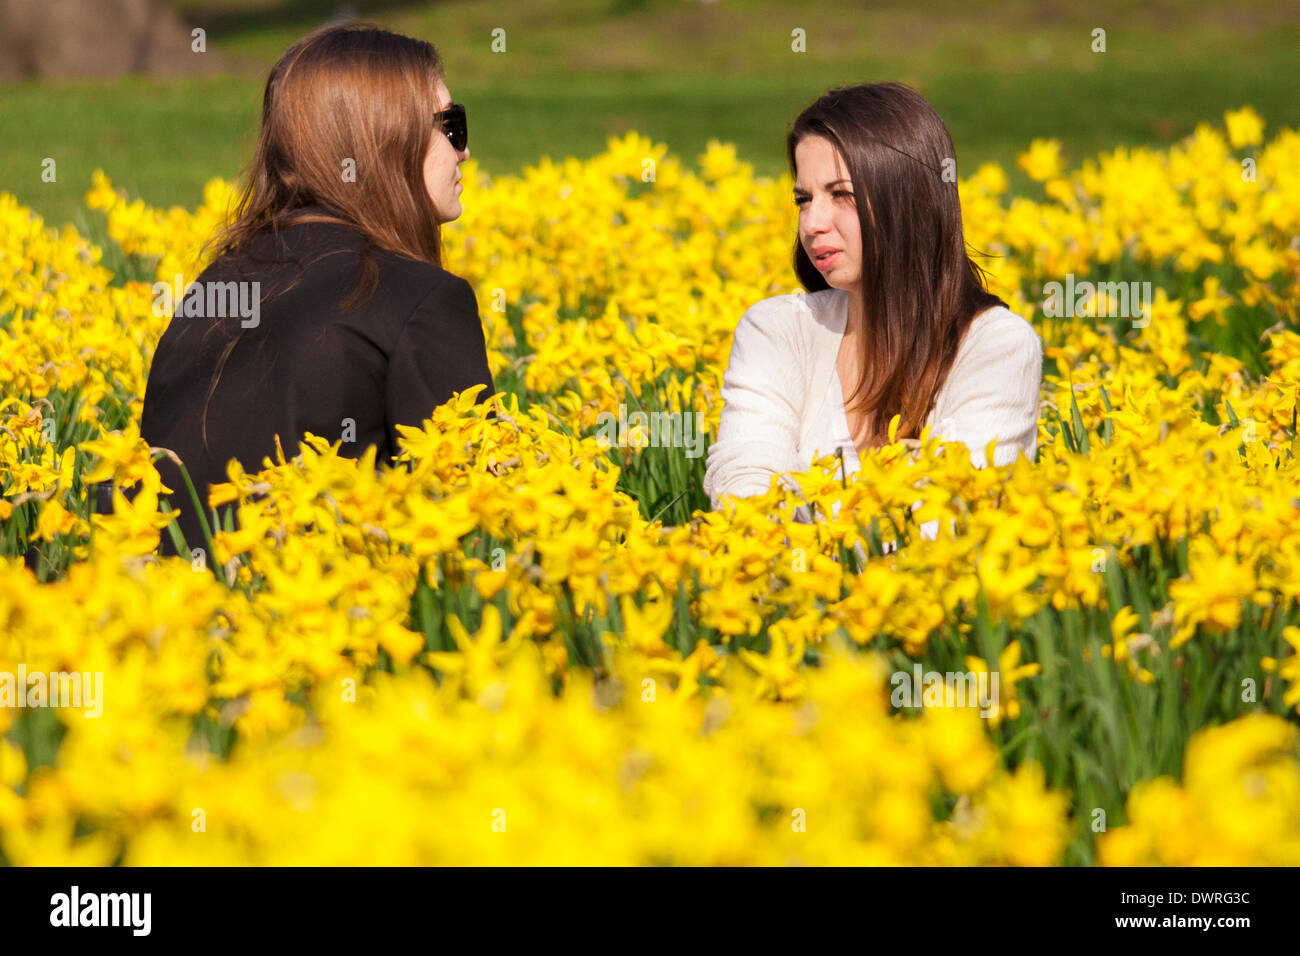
[703,301,807,512]
[933,315,1043,469]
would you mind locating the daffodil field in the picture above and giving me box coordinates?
[2,107,1299,866]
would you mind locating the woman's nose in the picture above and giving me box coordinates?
[802,200,831,233]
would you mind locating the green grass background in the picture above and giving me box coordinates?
[2,0,1299,227]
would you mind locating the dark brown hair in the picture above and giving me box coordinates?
[197,21,450,451]
[788,82,1005,447]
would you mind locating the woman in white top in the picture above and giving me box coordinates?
[703,82,1043,518]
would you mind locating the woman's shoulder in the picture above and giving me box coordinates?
[742,287,842,320]
[961,303,1042,355]
[242,212,473,302]
[944,304,1043,390]
[969,302,1038,333]
[733,287,843,344]
[371,245,471,294]
[357,251,477,331]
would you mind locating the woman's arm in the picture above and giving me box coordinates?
[703,299,807,512]
[932,313,1043,470]
[385,272,495,445]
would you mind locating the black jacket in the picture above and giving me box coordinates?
[138,207,495,557]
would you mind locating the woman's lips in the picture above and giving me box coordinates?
[813,250,841,272]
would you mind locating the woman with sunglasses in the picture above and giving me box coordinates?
[703,82,1042,526]
[140,22,490,556]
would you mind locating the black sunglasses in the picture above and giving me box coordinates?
[434,103,468,153]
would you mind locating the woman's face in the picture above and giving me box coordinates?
[794,134,863,293]
[424,77,470,223]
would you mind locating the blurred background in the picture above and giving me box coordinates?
[2,0,1298,227]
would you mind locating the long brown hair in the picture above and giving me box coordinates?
[788,82,1005,446]
[197,21,451,452]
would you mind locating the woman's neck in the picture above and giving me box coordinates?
[843,288,865,339]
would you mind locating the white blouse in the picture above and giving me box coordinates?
[807,365,863,483]
[703,288,1043,523]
